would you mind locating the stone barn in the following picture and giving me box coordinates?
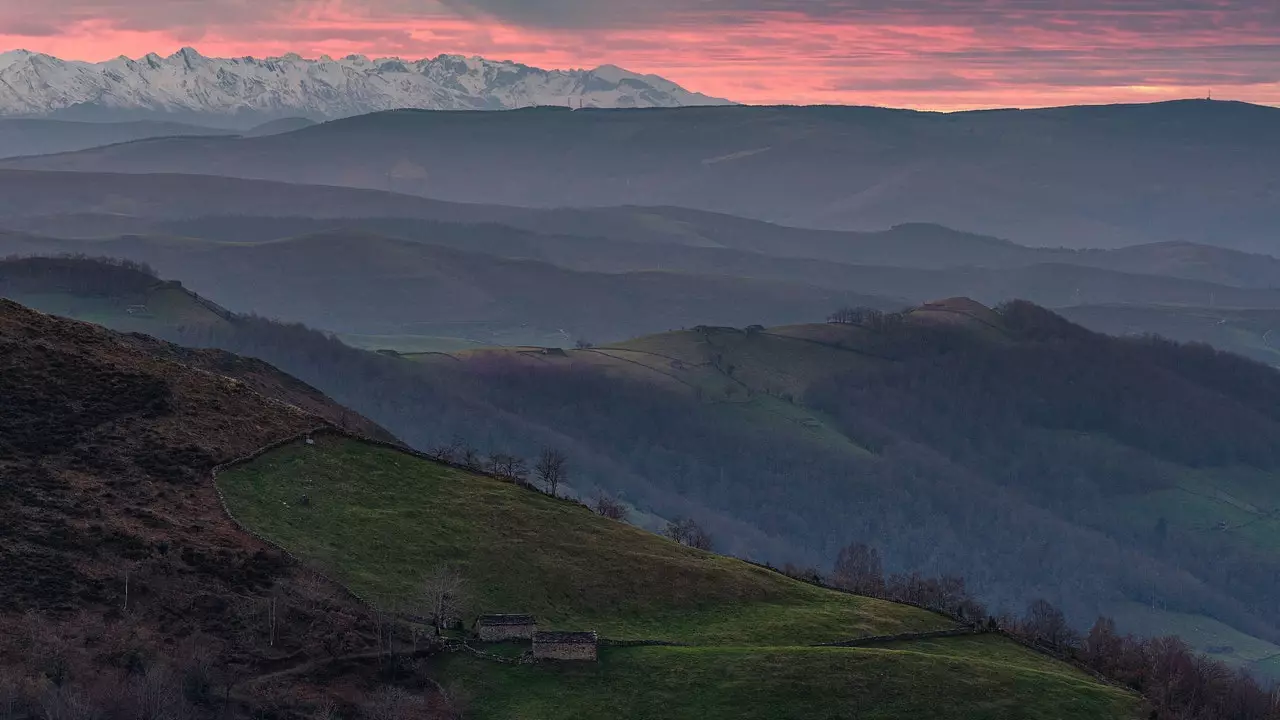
[475,614,536,641]
[532,631,599,661]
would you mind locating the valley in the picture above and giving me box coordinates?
[3,94,1280,719]
[0,299,1139,719]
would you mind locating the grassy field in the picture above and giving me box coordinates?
[1104,601,1280,680]
[217,435,948,645]
[407,324,881,455]
[442,636,1138,720]
[338,333,494,354]
[218,436,1140,718]
[7,287,228,334]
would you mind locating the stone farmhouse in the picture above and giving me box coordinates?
[533,631,599,661]
[475,614,536,641]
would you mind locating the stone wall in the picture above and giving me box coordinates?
[813,627,987,647]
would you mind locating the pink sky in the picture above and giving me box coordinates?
[1,1,1277,109]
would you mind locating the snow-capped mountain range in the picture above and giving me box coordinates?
[0,47,732,126]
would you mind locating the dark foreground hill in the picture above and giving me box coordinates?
[3,101,1277,249]
[0,299,394,717]
[0,296,1142,720]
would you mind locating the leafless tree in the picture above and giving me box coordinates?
[175,637,216,708]
[827,307,864,325]
[591,491,628,521]
[39,684,98,720]
[1022,598,1078,649]
[420,566,467,637]
[362,687,423,720]
[832,543,886,597]
[129,664,190,720]
[0,668,23,720]
[430,436,477,466]
[458,444,483,472]
[535,449,568,497]
[429,438,462,464]
[664,518,714,551]
[485,453,528,484]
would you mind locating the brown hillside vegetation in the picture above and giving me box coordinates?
[0,299,410,718]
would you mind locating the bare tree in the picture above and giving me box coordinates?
[664,518,714,551]
[1022,599,1078,649]
[688,523,714,551]
[129,663,190,720]
[362,687,423,720]
[591,491,628,521]
[832,543,886,597]
[420,567,467,637]
[458,443,482,472]
[39,685,98,720]
[429,437,464,464]
[0,668,22,720]
[827,307,864,325]
[485,454,528,484]
[535,449,568,497]
[827,306,901,332]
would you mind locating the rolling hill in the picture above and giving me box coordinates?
[1058,304,1280,367]
[15,213,1280,289]
[0,295,1141,719]
[3,101,1277,249]
[0,117,234,159]
[398,300,1280,679]
[0,232,897,344]
[8,256,1280,684]
[216,431,1140,719]
[10,227,1280,349]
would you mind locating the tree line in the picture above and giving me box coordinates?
[792,542,1280,720]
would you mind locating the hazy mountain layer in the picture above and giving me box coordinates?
[4,101,1276,248]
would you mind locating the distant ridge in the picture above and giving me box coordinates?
[5,100,1271,247]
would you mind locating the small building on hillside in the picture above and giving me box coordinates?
[532,631,598,662]
[475,614,536,641]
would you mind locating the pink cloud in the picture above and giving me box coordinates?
[1,2,1277,109]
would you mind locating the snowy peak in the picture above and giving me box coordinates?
[0,49,734,126]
